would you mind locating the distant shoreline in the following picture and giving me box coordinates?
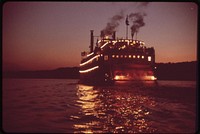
[3,61,197,81]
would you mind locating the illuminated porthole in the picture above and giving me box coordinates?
[137,55,140,58]
[148,56,151,61]
[142,56,144,59]
[112,55,115,58]
[129,55,131,58]
[120,55,123,58]
[133,55,136,58]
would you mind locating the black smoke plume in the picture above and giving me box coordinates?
[129,12,146,38]
[101,11,124,37]
[101,2,149,38]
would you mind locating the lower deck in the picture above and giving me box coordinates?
[79,60,156,85]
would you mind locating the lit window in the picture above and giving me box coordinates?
[112,55,115,58]
[104,55,108,60]
[120,55,123,58]
[124,55,127,58]
[151,76,157,80]
[137,55,140,58]
[129,55,131,58]
[142,56,144,59]
[116,55,119,58]
[133,55,136,58]
[148,56,151,61]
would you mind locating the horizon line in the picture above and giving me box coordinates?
[3,60,197,72]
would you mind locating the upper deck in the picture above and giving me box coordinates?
[97,38,154,53]
[81,38,154,60]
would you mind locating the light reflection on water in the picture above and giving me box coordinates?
[73,82,158,133]
[3,79,196,133]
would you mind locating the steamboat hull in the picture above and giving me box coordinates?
[80,57,155,85]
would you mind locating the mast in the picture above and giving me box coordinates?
[125,15,129,39]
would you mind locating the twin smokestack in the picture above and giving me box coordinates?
[90,30,94,53]
[90,30,116,53]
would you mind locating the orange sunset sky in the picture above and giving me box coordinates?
[2,2,197,71]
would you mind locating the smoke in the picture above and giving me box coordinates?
[128,2,149,38]
[101,2,149,38]
[101,10,124,37]
[129,12,147,38]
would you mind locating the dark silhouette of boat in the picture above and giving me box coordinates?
[79,15,156,85]
[79,29,156,85]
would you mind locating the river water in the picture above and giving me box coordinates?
[2,79,197,133]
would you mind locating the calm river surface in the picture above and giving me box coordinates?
[2,79,197,133]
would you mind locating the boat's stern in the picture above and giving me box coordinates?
[111,64,156,81]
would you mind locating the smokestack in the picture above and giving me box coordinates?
[125,15,129,39]
[135,31,137,40]
[100,31,105,39]
[131,31,134,40]
[90,30,94,53]
[112,31,116,40]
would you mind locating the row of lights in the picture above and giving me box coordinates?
[99,40,145,49]
[80,55,100,66]
[112,55,144,59]
[111,55,151,61]
[98,39,144,44]
[80,54,152,67]
[86,52,94,57]
[79,66,99,73]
